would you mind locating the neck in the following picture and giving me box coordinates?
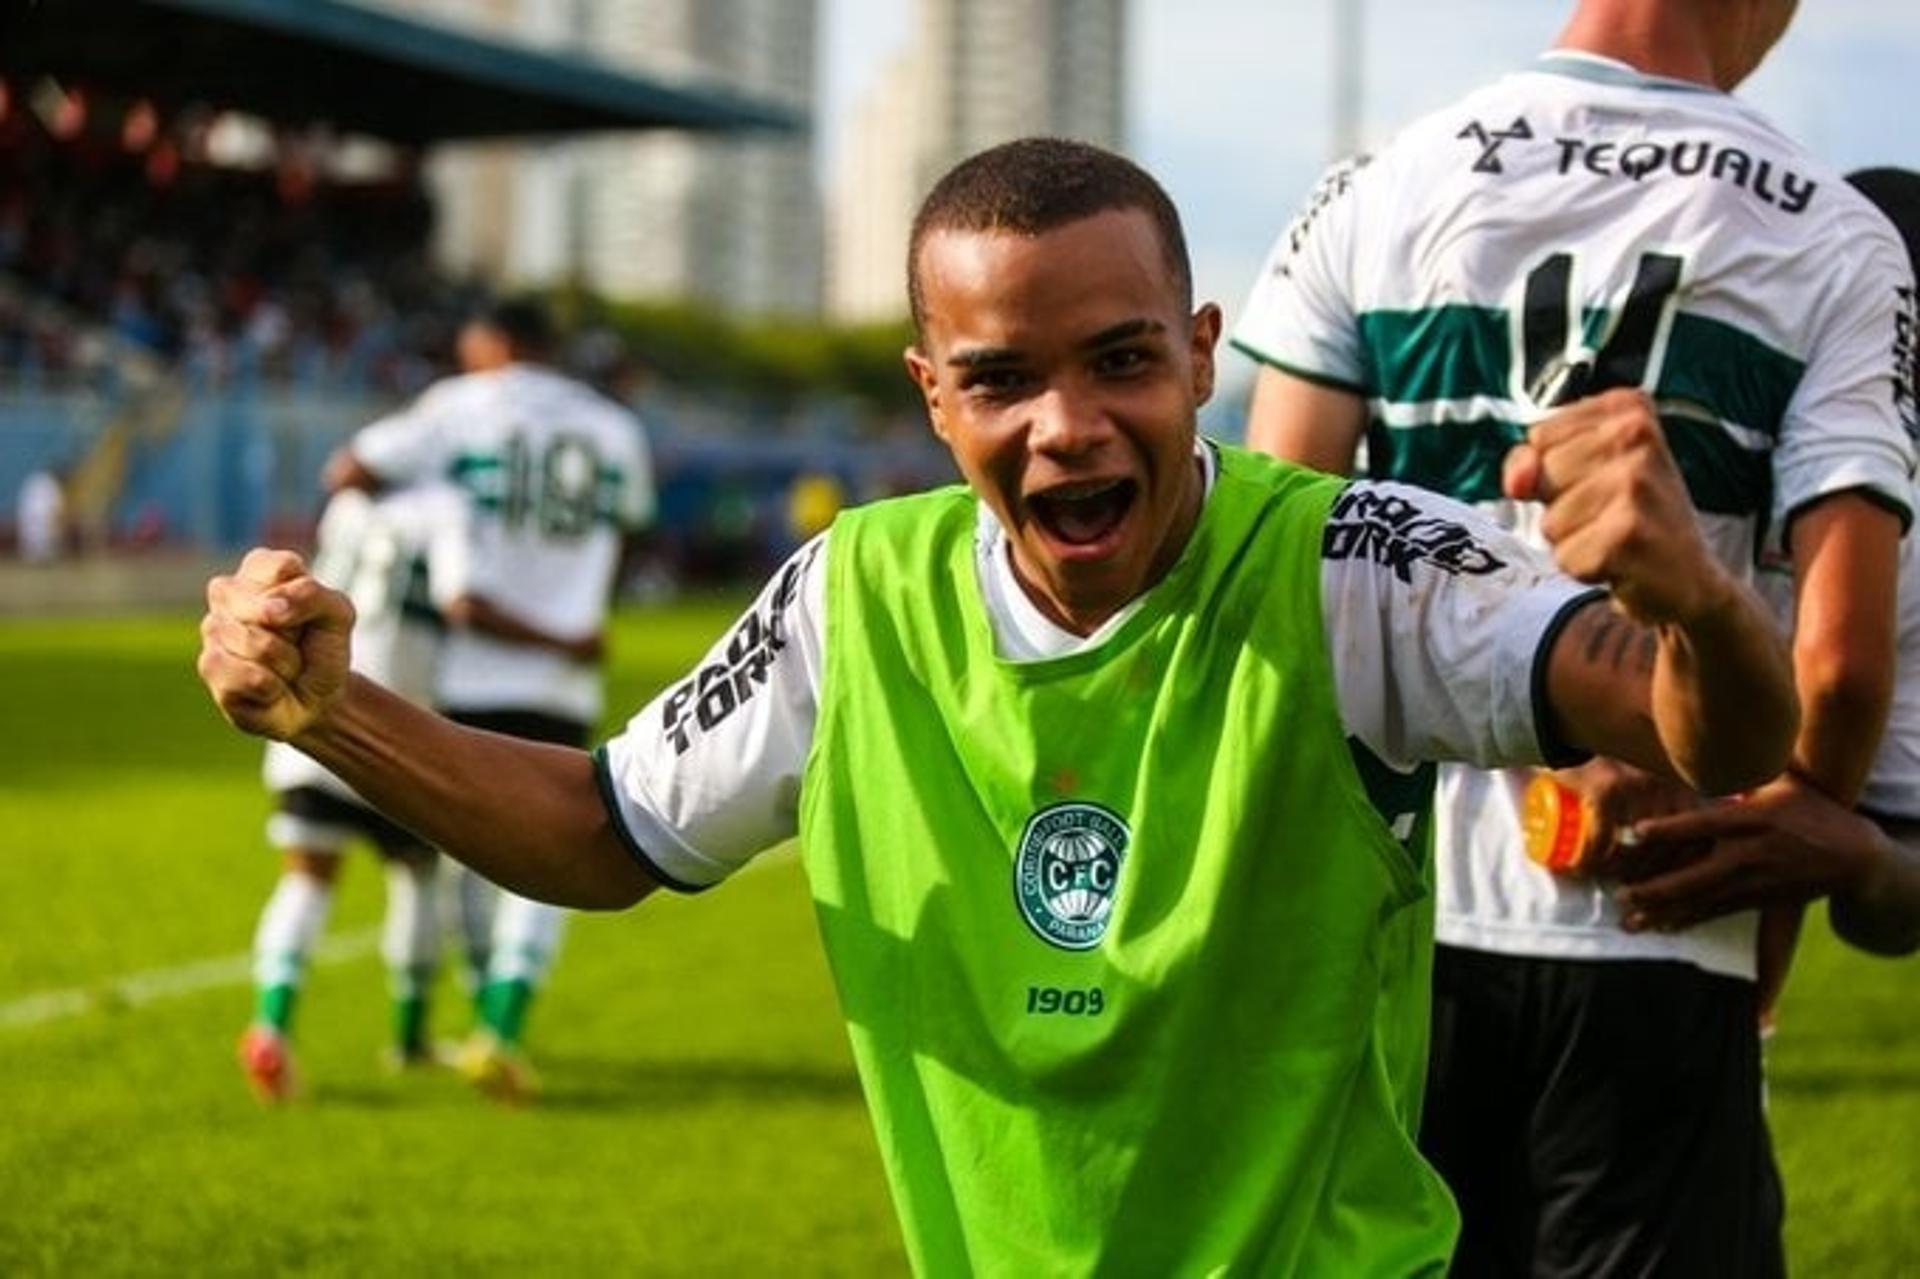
[1554,0,1719,87]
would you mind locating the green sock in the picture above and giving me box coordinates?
[392,995,429,1057]
[477,978,534,1045]
[389,964,435,1056]
[255,983,297,1034]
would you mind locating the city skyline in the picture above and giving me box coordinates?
[825,0,1920,363]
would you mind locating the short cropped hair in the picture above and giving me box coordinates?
[907,137,1193,333]
[1849,168,1920,281]
[1848,169,1920,393]
[472,295,556,358]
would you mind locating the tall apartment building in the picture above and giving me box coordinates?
[828,0,1127,322]
[395,0,820,316]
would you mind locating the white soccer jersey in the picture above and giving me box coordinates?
[597,446,1592,892]
[351,364,654,724]
[1234,51,1920,978]
[262,485,468,802]
[1864,510,1920,820]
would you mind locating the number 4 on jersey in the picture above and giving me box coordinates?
[1517,251,1686,408]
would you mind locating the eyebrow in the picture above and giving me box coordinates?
[945,318,1167,370]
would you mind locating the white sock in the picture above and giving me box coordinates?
[444,865,498,988]
[382,858,441,997]
[252,871,334,991]
[487,892,568,986]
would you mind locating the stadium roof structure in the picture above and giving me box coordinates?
[1,0,805,144]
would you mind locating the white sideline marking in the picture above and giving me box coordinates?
[0,846,805,1033]
[0,928,381,1032]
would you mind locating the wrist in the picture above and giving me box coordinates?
[289,673,356,754]
[1664,560,1743,633]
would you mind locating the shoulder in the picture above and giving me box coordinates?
[1377,70,1543,157]
[1808,175,1912,256]
[1321,479,1542,580]
[1214,443,1347,508]
[821,485,977,584]
[547,373,646,434]
[423,369,495,406]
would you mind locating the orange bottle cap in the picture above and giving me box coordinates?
[1523,774,1587,872]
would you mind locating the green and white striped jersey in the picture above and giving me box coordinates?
[352,364,654,723]
[1235,50,1919,978]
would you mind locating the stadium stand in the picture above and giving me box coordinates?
[0,0,802,564]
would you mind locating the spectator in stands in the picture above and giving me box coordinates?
[15,463,64,563]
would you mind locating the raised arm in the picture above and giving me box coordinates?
[1512,390,1798,795]
[198,549,653,909]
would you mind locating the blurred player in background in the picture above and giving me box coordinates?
[1235,0,1916,1272]
[1620,167,1920,960]
[240,483,467,1101]
[326,296,654,1101]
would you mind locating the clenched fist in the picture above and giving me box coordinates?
[1502,389,1736,628]
[197,547,356,742]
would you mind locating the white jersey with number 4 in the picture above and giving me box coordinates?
[262,485,467,801]
[1235,51,1919,979]
[350,364,654,724]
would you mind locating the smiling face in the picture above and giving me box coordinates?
[905,208,1222,635]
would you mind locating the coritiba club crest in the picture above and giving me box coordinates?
[1014,802,1131,950]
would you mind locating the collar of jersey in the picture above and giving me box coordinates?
[972,439,1220,670]
[1534,49,1720,95]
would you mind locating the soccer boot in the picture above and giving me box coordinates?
[454,1030,540,1105]
[237,1025,297,1103]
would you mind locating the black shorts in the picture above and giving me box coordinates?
[275,785,432,860]
[1421,945,1784,1279]
[447,709,589,749]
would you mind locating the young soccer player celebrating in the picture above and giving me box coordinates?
[197,139,1795,1274]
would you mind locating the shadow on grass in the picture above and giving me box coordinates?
[305,1083,418,1109]
[280,1057,862,1114]
[533,1055,866,1113]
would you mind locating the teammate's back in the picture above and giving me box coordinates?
[401,363,651,721]
[1238,50,1913,583]
[1233,4,1916,1272]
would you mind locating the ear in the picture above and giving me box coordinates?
[1188,303,1223,407]
[904,344,950,444]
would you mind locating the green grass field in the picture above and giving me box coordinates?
[2,604,1916,1274]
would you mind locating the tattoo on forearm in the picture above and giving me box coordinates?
[1578,607,1658,676]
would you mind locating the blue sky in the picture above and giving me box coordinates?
[822,0,1920,377]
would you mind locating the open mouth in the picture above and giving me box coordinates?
[1028,478,1138,547]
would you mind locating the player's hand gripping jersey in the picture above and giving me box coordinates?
[351,364,654,723]
[1235,50,1919,977]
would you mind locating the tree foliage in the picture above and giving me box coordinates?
[552,287,920,416]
